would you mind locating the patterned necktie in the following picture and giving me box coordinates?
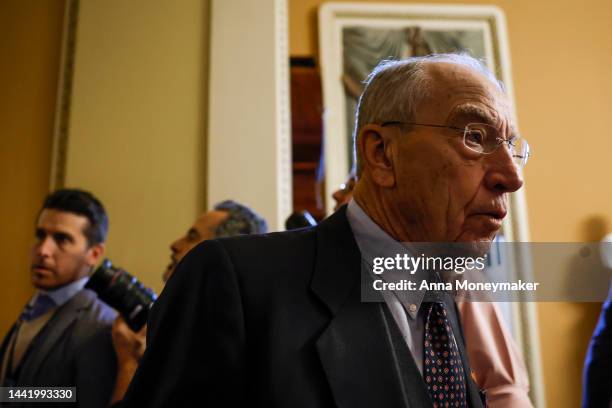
[423,302,468,408]
[20,294,56,322]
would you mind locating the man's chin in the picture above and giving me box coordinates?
[455,226,499,243]
[31,276,56,290]
[451,233,496,257]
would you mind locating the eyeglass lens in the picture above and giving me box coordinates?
[463,123,529,167]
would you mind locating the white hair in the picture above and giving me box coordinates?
[353,53,505,175]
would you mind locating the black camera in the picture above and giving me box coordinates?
[85,259,157,331]
[285,211,317,230]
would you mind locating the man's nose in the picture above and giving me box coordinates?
[332,190,343,205]
[170,238,182,254]
[484,146,524,193]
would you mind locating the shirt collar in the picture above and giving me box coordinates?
[38,276,89,308]
[346,199,425,319]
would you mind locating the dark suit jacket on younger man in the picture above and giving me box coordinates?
[122,207,483,408]
[0,289,117,408]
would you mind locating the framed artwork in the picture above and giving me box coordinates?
[318,3,543,406]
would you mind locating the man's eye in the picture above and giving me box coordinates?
[465,130,485,146]
[54,234,70,245]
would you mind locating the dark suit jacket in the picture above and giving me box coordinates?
[122,207,483,407]
[0,289,117,408]
[584,300,612,407]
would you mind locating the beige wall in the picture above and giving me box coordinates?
[64,0,209,294]
[289,0,612,406]
[0,1,65,335]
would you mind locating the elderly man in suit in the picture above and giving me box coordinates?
[331,171,532,407]
[0,189,117,407]
[122,53,528,408]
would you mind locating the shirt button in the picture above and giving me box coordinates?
[409,304,417,313]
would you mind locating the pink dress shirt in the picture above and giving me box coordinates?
[457,301,533,407]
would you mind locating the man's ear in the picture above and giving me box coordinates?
[86,243,105,267]
[357,124,396,188]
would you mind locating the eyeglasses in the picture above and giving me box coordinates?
[381,121,531,167]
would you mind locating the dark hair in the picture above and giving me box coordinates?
[41,188,109,246]
[213,200,268,237]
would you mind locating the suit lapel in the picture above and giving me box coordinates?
[18,290,94,384]
[311,208,419,408]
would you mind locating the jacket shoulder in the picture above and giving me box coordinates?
[216,227,316,259]
[69,290,116,344]
[173,227,319,299]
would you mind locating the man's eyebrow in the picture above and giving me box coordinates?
[450,104,521,139]
[53,231,75,242]
[35,227,75,242]
[447,104,499,126]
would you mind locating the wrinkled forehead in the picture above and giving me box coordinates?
[421,62,515,131]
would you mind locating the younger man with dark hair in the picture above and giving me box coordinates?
[0,188,117,408]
